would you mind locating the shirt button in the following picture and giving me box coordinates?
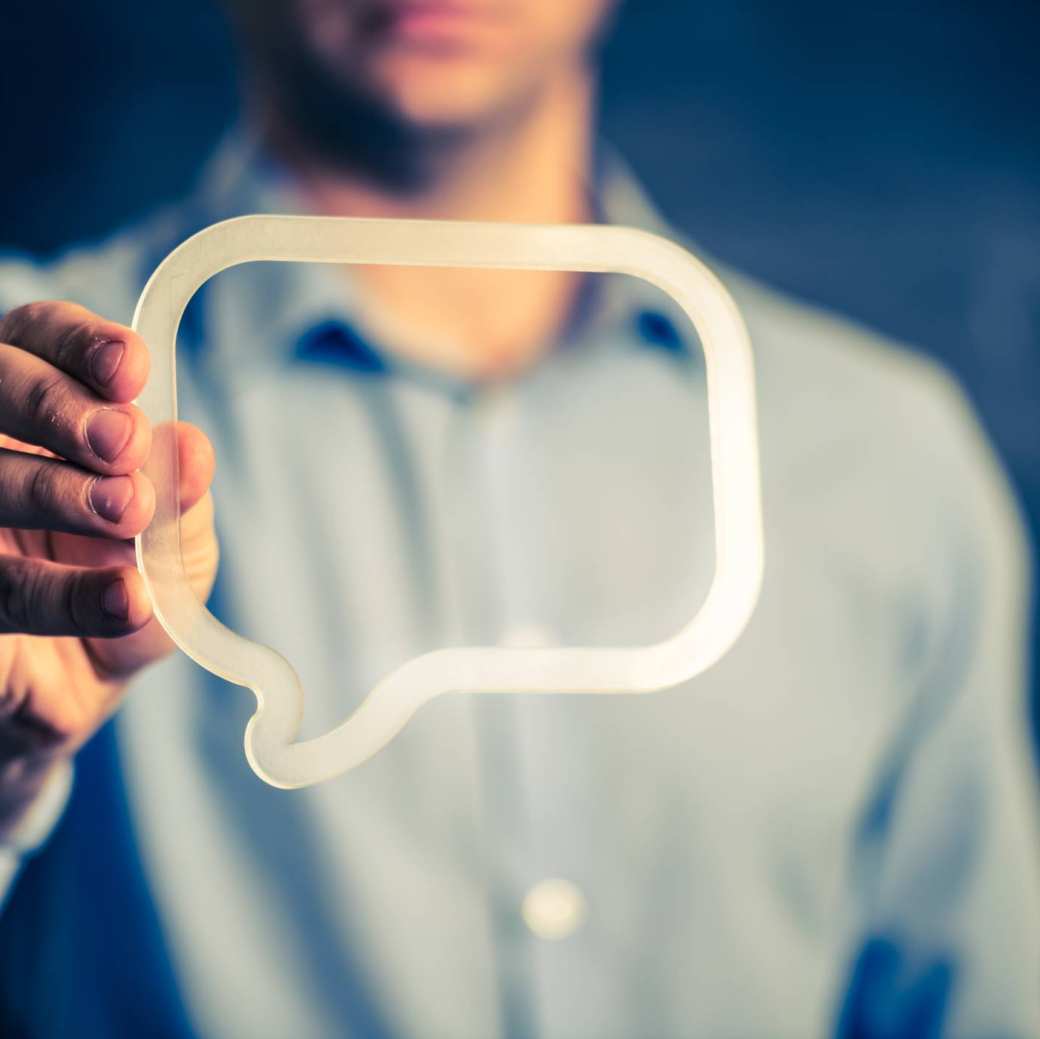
[521,878,587,940]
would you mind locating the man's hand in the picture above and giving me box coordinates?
[0,301,218,835]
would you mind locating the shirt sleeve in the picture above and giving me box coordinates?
[0,761,73,911]
[834,367,1040,1037]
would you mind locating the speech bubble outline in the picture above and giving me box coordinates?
[133,216,763,788]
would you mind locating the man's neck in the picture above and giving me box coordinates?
[265,70,596,379]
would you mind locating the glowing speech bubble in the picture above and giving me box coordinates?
[133,216,763,788]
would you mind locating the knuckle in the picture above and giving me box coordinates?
[53,318,95,370]
[25,372,69,430]
[24,460,62,518]
[0,562,36,632]
[0,301,43,341]
[63,569,91,634]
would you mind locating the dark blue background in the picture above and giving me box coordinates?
[2,0,1038,735]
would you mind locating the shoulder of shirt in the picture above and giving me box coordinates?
[723,262,944,402]
[713,259,979,469]
[0,204,189,326]
[598,156,975,472]
[708,257,1025,564]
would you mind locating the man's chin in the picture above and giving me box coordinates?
[273,45,541,184]
[365,64,522,131]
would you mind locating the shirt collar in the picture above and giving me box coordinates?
[187,130,698,379]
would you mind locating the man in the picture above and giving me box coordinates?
[0,1,1037,1035]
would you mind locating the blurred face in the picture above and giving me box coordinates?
[239,0,615,145]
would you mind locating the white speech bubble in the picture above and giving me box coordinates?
[133,216,763,788]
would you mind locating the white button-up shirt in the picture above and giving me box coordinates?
[0,135,1037,1038]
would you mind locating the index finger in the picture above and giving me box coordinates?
[0,300,149,403]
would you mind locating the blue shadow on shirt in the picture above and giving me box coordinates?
[834,936,955,1039]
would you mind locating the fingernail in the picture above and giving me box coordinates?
[90,340,125,387]
[101,578,129,621]
[87,409,133,463]
[89,475,135,523]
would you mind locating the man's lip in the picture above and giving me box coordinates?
[387,0,489,14]
[377,0,498,40]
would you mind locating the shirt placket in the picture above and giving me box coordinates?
[449,378,622,1039]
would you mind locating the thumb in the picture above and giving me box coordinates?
[173,423,219,600]
[84,423,218,679]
